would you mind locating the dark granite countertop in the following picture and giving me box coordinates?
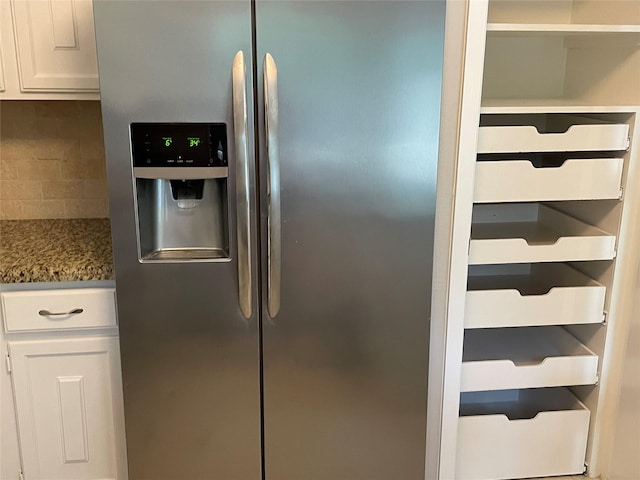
[0,219,114,283]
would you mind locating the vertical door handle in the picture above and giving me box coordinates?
[233,51,252,319]
[264,53,281,318]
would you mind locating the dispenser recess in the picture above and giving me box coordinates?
[131,123,230,262]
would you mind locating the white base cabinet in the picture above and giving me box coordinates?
[0,282,126,480]
[9,337,126,480]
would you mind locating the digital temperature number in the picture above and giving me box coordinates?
[188,137,201,148]
[162,137,173,147]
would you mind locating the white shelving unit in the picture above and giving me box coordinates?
[433,1,640,479]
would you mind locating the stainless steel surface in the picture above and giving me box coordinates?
[96,1,445,479]
[143,248,229,261]
[38,308,84,316]
[233,50,253,319]
[255,2,445,479]
[264,53,281,319]
[136,178,229,262]
[133,166,228,180]
[93,2,261,479]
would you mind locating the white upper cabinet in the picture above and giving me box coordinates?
[0,0,100,99]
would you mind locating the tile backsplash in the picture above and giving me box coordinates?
[0,101,109,220]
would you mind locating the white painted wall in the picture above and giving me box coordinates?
[606,259,640,480]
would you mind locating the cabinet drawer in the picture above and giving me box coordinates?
[469,203,616,265]
[457,389,590,480]
[461,326,598,392]
[474,157,624,202]
[1,288,116,332]
[477,123,629,153]
[465,264,606,328]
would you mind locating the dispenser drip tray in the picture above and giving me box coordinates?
[143,247,229,261]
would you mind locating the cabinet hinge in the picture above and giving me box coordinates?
[5,352,12,374]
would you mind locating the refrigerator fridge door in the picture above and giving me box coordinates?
[255,2,445,479]
[93,2,261,479]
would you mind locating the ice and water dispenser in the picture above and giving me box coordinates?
[131,123,229,261]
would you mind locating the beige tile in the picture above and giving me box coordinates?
[0,159,19,180]
[29,139,77,160]
[82,179,109,199]
[0,139,27,160]
[17,159,61,180]
[42,180,84,200]
[64,198,108,218]
[60,158,105,180]
[0,180,42,200]
[34,100,79,119]
[79,138,106,162]
[1,199,65,219]
[0,199,22,219]
[0,101,36,138]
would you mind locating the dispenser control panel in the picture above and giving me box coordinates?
[131,123,227,168]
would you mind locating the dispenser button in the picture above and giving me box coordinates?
[167,159,175,164]
[186,159,194,164]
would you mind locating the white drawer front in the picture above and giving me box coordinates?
[477,123,629,153]
[2,289,117,332]
[474,158,624,203]
[457,389,590,480]
[465,285,606,328]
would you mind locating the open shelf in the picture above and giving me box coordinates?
[480,100,640,114]
[465,263,606,329]
[469,204,616,265]
[461,326,598,392]
[487,0,640,27]
[457,388,590,480]
[482,30,640,107]
[487,24,640,34]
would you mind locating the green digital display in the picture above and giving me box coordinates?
[188,137,201,148]
[162,136,173,147]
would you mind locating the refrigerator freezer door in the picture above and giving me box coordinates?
[255,2,445,479]
[93,2,261,479]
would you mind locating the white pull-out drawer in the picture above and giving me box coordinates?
[457,388,590,480]
[1,288,117,332]
[477,123,629,153]
[469,203,616,265]
[466,264,606,328]
[461,326,598,392]
[474,157,624,202]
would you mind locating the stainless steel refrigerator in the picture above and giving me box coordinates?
[94,1,445,479]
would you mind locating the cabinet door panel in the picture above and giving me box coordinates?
[11,0,99,91]
[9,337,127,480]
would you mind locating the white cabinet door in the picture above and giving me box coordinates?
[9,337,127,480]
[10,0,99,92]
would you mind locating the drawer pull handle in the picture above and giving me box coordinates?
[38,308,84,317]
